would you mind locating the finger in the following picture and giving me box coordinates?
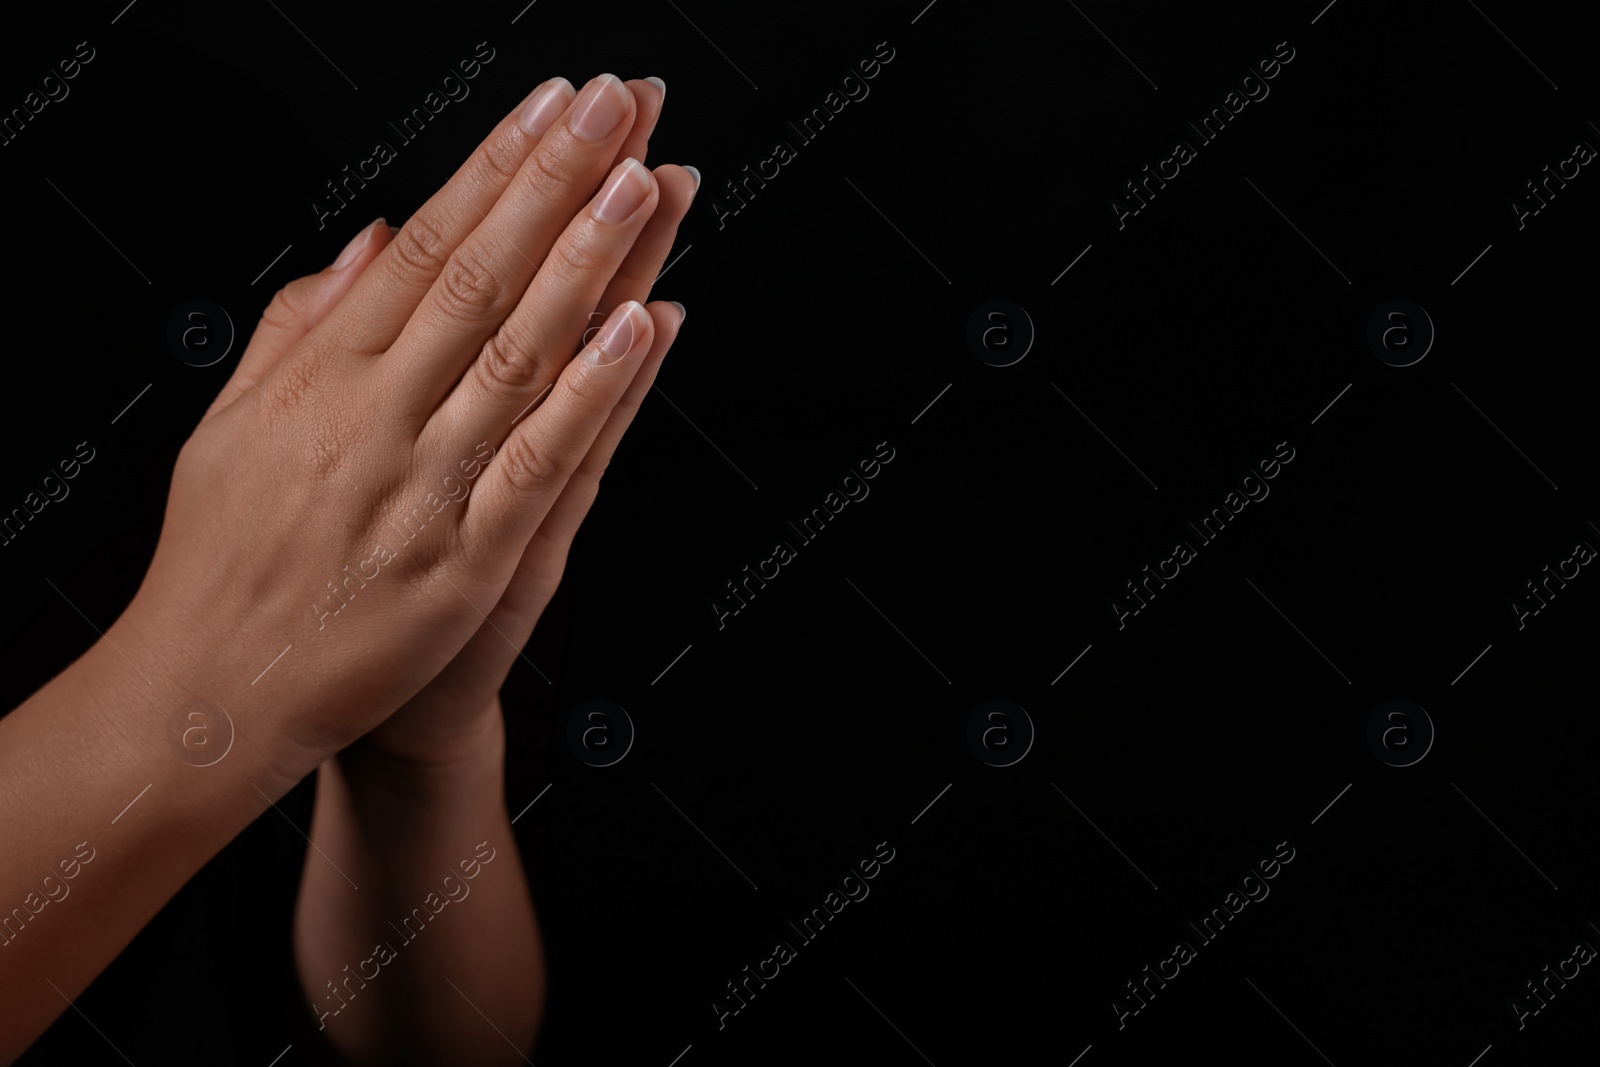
[507,301,684,611]
[407,303,682,696]
[383,74,641,418]
[204,218,393,422]
[424,156,659,446]
[315,76,577,358]
[460,300,656,561]
[591,164,697,324]
[613,77,665,168]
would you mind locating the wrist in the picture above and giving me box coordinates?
[333,698,507,808]
[103,590,338,787]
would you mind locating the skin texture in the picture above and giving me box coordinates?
[0,73,692,1066]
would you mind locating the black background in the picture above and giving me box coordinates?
[2,1,1596,1064]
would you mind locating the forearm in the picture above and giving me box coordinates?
[294,699,544,1066]
[0,613,302,1065]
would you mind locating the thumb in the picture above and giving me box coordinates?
[203,218,394,421]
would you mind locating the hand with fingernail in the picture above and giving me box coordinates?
[0,73,692,1067]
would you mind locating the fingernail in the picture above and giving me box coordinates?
[588,301,645,365]
[388,224,400,236]
[670,301,687,324]
[645,76,666,102]
[518,77,574,137]
[681,165,701,192]
[593,158,652,225]
[332,219,382,271]
[570,73,630,142]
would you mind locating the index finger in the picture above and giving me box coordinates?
[314,77,666,359]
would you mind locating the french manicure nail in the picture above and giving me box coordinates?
[332,219,382,270]
[681,165,701,192]
[518,77,574,137]
[593,158,652,225]
[570,73,630,142]
[645,76,666,102]
[670,301,687,324]
[588,302,644,365]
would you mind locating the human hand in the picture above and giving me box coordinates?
[113,72,696,784]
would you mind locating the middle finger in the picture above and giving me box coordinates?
[382,73,641,420]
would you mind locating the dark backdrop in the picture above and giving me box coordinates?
[2,1,1595,1064]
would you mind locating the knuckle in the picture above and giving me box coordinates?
[436,243,504,322]
[260,280,310,331]
[262,354,319,419]
[475,325,544,401]
[523,146,580,203]
[559,363,608,406]
[550,229,603,278]
[387,212,452,279]
[474,135,525,185]
[500,430,565,495]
